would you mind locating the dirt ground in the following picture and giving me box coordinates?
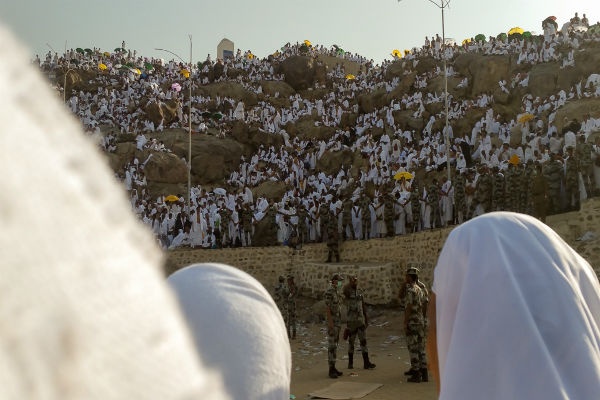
[289,297,437,400]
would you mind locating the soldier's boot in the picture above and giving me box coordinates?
[407,370,422,383]
[362,352,376,369]
[328,363,338,379]
[404,369,418,376]
[334,366,343,376]
[347,353,354,369]
[420,367,429,382]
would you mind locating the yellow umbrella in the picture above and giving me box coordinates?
[181,69,190,78]
[345,74,356,80]
[509,154,520,165]
[462,38,472,45]
[391,49,402,58]
[508,27,524,35]
[394,171,414,180]
[103,51,111,57]
[165,195,180,202]
[517,113,534,123]
[132,68,141,75]
[98,63,107,71]
[304,39,312,47]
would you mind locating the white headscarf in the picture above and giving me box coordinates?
[0,23,227,400]
[433,212,600,400]
[168,263,291,400]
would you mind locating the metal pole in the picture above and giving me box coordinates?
[441,3,451,182]
[187,35,193,215]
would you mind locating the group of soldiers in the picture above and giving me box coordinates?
[273,268,431,382]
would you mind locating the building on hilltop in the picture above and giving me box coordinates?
[218,38,234,60]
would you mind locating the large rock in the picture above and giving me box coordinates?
[279,56,320,91]
[252,180,287,200]
[553,98,600,133]
[454,53,511,96]
[528,63,560,98]
[197,81,258,106]
[143,151,188,183]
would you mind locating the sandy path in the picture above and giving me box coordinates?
[289,299,437,399]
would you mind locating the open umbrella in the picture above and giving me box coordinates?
[497,32,508,40]
[98,63,107,71]
[114,47,126,53]
[394,171,414,180]
[517,113,534,123]
[84,48,93,55]
[213,188,226,196]
[462,38,472,45]
[144,62,154,70]
[303,39,312,47]
[103,51,111,57]
[76,48,84,54]
[546,15,557,21]
[509,154,520,165]
[165,195,180,202]
[523,31,532,38]
[391,49,402,58]
[211,113,223,120]
[181,69,190,78]
[345,74,356,80]
[131,68,141,75]
[336,48,345,56]
[475,34,486,42]
[171,82,182,92]
[508,27,524,35]
[247,53,255,59]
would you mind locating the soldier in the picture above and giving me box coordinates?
[343,275,376,370]
[427,179,440,229]
[384,192,395,237]
[410,181,422,231]
[326,219,340,263]
[265,201,279,245]
[544,153,564,214]
[453,169,467,224]
[522,160,535,215]
[565,146,580,211]
[360,195,371,239]
[218,206,231,247]
[342,196,354,240]
[319,199,330,243]
[469,165,493,218]
[273,276,288,325]
[296,203,310,246]
[576,135,595,198]
[403,267,428,383]
[240,203,253,247]
[530,163,548,222]
[324,274,344,379]
[285,275,298,339]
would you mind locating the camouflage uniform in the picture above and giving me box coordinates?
[218,207,231,247]
[405,277,427,381]
[343,279,375,369]
[297,206,309,245]
[427,182,440,228]
[577,140,595,196]
[453,172,466,223]
[240,205,253,247]
[285,276,298,339]
[274,276,288,324]
[492,170,506,211]
[265,204,279,245]
[530,166,548,222]
[325,275,344,378]
[384,194,395,237]
[326,219,340,262]
[342,198,353,240]
[469,170,493,218]
[410,184,422,231]
[319,202,330,243]
[544,158,564,214]
[521,162,535,214]
[360,196,371,240]
[565,149,580,210]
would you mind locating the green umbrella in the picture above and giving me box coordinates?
[212,113,223,120]
[84,48,93,54]
[114,47,126,53]
[497,32,507,40]
[523,31,532,38]
[144,62,154,70]
[336,48,345,55]
[75,48,84,54]
[475,34,486,42]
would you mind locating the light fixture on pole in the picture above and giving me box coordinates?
[156,35,193,215]
[398,0,451,182]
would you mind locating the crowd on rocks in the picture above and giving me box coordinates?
[36,13,600,250]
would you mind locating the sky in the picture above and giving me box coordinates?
[1,0,598,65]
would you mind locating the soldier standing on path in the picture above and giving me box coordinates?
[403,267,428,383]
[285,275,298,339]
[274,275,288,326]
[325,274,345,379]
[343,275,376,370]
[360,195,371,239]
[453,170,467,224]
[384,192,395,237]
[544,153,564,214]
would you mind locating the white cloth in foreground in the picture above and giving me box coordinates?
[433,212,600,400]
[168,263,291,400]
[0,23,228,400]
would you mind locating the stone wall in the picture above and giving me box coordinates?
[167,198,600,304]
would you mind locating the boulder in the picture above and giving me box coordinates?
[143,151,188,183]
[198,81,258,106]
[279,56,319,91]
[454,53,511,96]
[252,180,287,201]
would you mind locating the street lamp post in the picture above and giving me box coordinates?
[399,0,451,182]
[156,35,193,215]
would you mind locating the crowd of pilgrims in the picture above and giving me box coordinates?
[36,13,600,249]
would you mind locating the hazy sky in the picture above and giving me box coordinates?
[1,1,598,64]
